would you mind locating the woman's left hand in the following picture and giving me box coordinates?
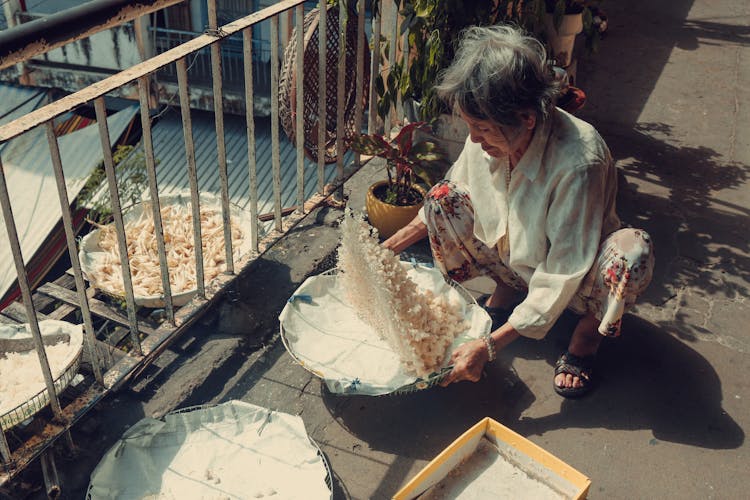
[439,339,489,386]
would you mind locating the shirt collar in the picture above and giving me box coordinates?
[513,109,556,182]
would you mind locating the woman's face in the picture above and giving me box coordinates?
[460,110,535,159]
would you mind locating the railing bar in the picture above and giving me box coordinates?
[284,9,294,47]
[208,0,218,30]
[396,19,406,122]
[270,16,283,232]
[44,122,105,384]
[0,157,63,419]
[0,0,310,143]
[243,26,259,252]
[295,4,305,213]
[94,98,142,355]
[386,0,398,133]
[209,36,235,273]
[317,0,327,193]
[0,429,10,465]
[354,0,365,161]
[176,58,206,298]
[368,1,382,134]
[137,77,175,324]
[335,2,346,191]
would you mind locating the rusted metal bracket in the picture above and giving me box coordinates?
[0,0,185,71]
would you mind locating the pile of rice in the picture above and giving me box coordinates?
[337,209,466,377]
[90,204,244,297]
[0,340,75,415]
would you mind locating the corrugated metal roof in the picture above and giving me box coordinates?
[144,106,342,232]
[0,84,47,128]
[0,103,138,302]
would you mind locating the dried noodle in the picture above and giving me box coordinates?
[337,209,465,377]
[90,204,243,298]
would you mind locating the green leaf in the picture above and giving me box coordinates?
[414,1,434,18]
[350,134,392,156]
[409,140,444,161]
[375,74,385,97]
[377,95,391,121]
[387,71,397,96]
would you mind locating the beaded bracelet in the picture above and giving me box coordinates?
[482,333,496,362]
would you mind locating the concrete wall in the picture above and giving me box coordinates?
[33,23,141,71]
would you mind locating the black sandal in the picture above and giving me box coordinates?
[477,294,511,331]
[554,351,596,398]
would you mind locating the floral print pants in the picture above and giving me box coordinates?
[423,181,655,337]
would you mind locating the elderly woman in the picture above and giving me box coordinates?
[384,25,654,398]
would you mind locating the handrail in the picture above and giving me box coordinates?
[0,0,307,143]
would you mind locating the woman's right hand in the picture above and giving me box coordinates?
[439,339,490,386]
[382,216,428,254]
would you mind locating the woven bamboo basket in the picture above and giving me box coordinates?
[279,4,369,164]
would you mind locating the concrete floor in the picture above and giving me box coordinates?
[4,0,750,498]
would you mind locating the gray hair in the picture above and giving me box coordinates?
[435,25,559,128]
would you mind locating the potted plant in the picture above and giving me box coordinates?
[349,121,449,238]
[544,0,603,66]
[375,1,540,161]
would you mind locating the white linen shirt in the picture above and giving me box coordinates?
[420,108,621,339]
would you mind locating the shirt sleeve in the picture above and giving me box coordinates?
[507,162,609,339]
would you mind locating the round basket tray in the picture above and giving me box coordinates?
[86,401,333,500]
[79,192,255,308]
[279,263,492,396]
[0,320,84,431]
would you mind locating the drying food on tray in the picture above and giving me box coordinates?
[86,401,332,500]
[0,321,84,428]
[337,209,466,377]
[81,197,246,305]
[279,210,489,395]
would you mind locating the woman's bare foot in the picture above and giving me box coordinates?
[555,313,602,390]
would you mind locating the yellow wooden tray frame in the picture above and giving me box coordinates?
[393,417,591,500]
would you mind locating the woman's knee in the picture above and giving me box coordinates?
[424,180,471,211]
[601,227,655,291]
[423,180,474,233]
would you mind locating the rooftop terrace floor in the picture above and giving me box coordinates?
[4,0,750,497]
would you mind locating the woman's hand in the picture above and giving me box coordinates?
[439,323,520,387]
[382,216,428,254]
[439,339,489,386]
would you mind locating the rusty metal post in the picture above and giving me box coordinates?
[39,450,61,499]
[0,157,64,421]
[354,0,365,163]
[368,1,382,134]
[335,1,346,197]
[294,4,305,212]
[0,0,185,70]
[93,98,142,355]
[385,0,398,132]
[45,122,106,384]
[0,429,12,466]
[134,12,158,109]
[208,0,234,274]
[176,58,206,299]
[270,15,282,231]
[138,76,175,324]
[242,26,259,253]
[317,0,327,193]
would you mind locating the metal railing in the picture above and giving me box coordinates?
[153,27,272,95]
[0,0,380,485]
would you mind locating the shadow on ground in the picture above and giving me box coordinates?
[319,311,743,498]
[513,314,744,449]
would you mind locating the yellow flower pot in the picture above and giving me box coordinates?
[365,181,426,239]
